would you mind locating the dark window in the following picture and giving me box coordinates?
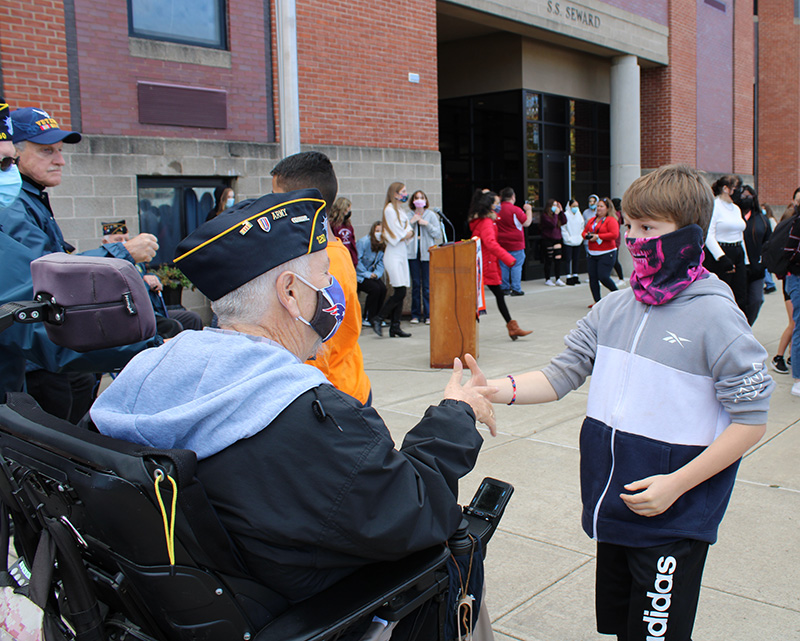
[129,0,227,49]
[137,177,231,266]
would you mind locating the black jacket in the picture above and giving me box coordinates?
[196,385,482,604]
[742,208,771,279]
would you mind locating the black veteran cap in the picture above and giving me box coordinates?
[101,220,128,236]
[174,188,328,301]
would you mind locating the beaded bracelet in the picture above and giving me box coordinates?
[507,374,517,405]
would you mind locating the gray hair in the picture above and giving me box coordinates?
[13,141,26,153]
[211,253,314,327]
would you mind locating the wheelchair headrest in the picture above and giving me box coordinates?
[30,254,156,351]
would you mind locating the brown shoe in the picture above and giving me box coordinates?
[506,320,532,341]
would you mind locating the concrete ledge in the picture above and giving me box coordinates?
[129,37,232,69]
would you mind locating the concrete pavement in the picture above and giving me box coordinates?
[359,278,800,640]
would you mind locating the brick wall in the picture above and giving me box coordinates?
[599,0,667,26]
[757,1,800,207]
[73,0,271,141]
[733,0,754,175]
[696,0,733,172]
[290,0,438,150]
[0,0,73,127]
[641,0,697,169]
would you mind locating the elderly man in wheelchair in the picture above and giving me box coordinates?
[0,189,509,641]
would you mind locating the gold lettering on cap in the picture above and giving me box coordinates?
[316,234,326,244]
[271,208,288,220]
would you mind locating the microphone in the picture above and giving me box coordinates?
[433,207,456,244]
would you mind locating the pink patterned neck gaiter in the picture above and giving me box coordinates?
[625,224,710,306]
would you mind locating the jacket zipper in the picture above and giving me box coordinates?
[64,300,127,312]
[591,305,651,540]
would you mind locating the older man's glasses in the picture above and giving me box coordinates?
[0,156,18,172]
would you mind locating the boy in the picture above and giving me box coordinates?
[487,164,773,640]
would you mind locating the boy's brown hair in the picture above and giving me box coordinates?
[622,164,714,235]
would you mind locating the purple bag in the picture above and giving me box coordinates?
[30,254,156,352]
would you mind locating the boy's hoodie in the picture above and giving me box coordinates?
[542,276,773,547]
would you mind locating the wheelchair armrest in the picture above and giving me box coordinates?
[253,545,450,641]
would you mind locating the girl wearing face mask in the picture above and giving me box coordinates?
[739,185,771,326]
[207,187,235,222]
[356,221,387,328]
[541,199,567,286]
[582,197,619,306]
[469,190,532,340]
[372,182,413,337]
[329,197,358,267]
[705,174,747,314]
[561,199,584,285]
[407,190,444,324]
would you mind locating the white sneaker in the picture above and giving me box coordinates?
[617,278,626,287]
[792,381,800,397]
[545,278,555,287]
[362,318,370,327]
[555,279,567,287]
[410,318,420,324]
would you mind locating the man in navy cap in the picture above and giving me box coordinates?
[0,103,161,410]
[91,189,496,618]
[0,107,160,421]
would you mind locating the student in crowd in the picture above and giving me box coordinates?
[484,163,772,641]
[206,186,235,222]
[495,187,533,296]
[582,197,619,306]
[356,221,387,328]
[407,189,443,324]
[739,185,771,326]
[541,198,566,287]
[329,197,358,267]
[560,198,584,285]
[372,182,412,338]
[771,204,798,375]
[469,190,531,341]
[704,174,747,314]
[610,197,626,285]
[271,151,372,405]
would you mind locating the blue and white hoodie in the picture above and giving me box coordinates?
[542,276,773,548]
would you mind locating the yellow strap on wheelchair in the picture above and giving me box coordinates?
[153,470,178,566]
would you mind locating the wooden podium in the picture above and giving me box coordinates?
[429,240,478,368]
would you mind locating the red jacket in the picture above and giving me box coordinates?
[582,215,620,254]
[470,216,515,286]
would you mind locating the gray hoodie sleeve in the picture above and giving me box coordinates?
[711,332,774,425]
[541,310,598,399]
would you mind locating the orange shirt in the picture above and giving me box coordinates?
[306,238,371,403]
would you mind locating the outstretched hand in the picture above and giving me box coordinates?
[443,354,498,436]
[620,474,682,517]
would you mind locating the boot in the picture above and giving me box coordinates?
[371,315,384,337]
[389,322,411,338]
[506,320,532,341]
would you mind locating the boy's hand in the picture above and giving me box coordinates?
[443,356,498,436]
[620,474,683,517]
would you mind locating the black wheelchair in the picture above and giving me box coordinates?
[0,255,509,640]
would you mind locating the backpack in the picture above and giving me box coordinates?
[761,213,799,278]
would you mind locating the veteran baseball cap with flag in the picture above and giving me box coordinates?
[10,107,82,145]
[174,188,328,301]
[0,102,11,142]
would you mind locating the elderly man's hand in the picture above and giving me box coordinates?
[123,233,159,264]
[143,274,163,292]
[444,355,498,435]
